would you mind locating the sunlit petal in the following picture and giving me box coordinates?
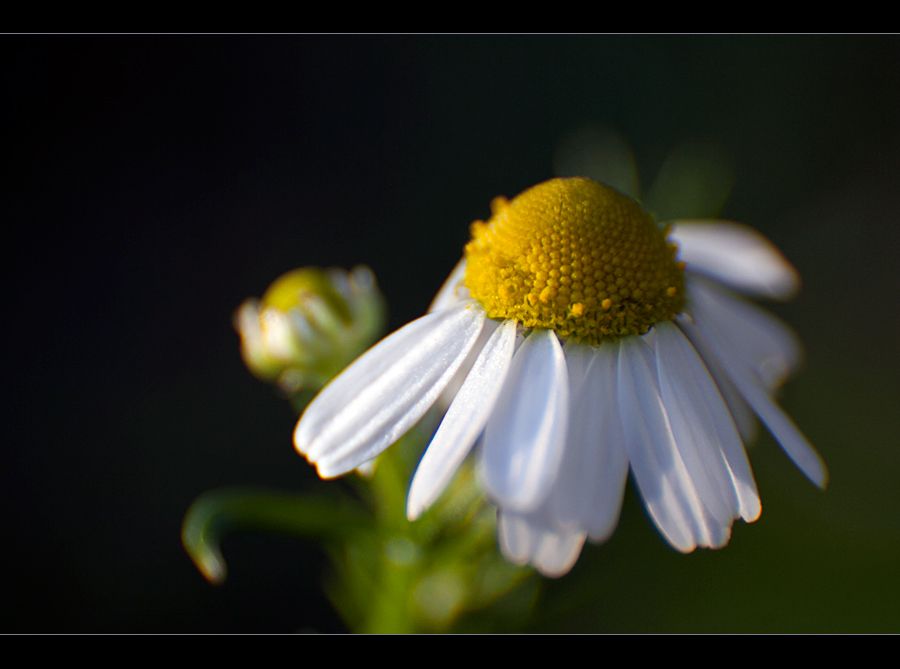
[407,319,517,520]
[295,300,486,478]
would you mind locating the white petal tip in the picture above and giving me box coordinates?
[809,461,829,490]
[535,559,580,579]
[669,538,697,554]
[586,519,620,545]
[294,423,355,479]
[742,499,762,524]
[783,433,827,489]
[312,460,349,480]
[499,512,585,578]
[293,421,310,456]
[405,494,427,522]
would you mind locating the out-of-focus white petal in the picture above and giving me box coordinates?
[655,321,761,523]
[677,311,759,443]
[617,336,718,552]
[687,276,802,388]
[428,258,470,313]
[553,340,629,543]
[295,300,486,478]
[498,509,587,578]
[737,375,828,489]
[407,319,517,521]
[552,125,639,200]
[670,221,801,300]
[690,297,828,488]
[354,457,377,478]
[481,329,569,513]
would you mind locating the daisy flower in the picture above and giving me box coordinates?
[294,178,826,577]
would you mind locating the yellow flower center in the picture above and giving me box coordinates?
[464,177,685,345]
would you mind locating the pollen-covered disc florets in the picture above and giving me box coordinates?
[464,177,685,344]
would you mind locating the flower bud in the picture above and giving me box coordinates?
[235,266,387,398]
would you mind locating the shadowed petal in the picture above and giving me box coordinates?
[677,311,759,443]
[295,300,486,478]
[498,509,586,578]
[688,276,802,388]
[689,293,828,488]
[655,321,760,523]
[553,340,629,543]
[618,336,720,551]
[481,329,569,513]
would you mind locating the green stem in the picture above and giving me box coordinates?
[182,487,370,585]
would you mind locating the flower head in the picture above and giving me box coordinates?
[294,178,826,577]
[464,179,684,343]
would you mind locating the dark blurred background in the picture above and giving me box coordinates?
[4,35,900,632]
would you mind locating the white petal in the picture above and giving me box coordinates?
[294,300,486,478]
[498,510,587,578]
[655,321,760,523]
[737,376,828,489]
[552,340,629,543]
[354,457,377,478]
[687,276,802,389]
[690,298,828,488]
[552,125,639,199]
[670,221,801,300]
[481,329,569,513]
[431,316,499,416]
[406,319,517,520]
[428,258,470,313]
[617,336,716,552]
[677,311,759,443]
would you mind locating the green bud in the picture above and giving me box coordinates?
[235,266,387,398]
